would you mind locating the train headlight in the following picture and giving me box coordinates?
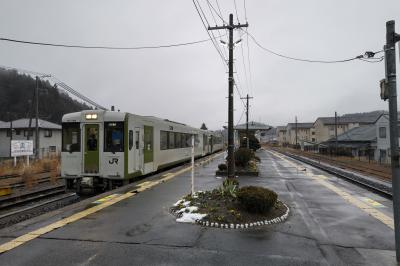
[85,113,98,120]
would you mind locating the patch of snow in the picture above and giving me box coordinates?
[182,201,191,207]
[173,199,184,206]
[215,176,222,179]
[176,212,207,223]
[177,206,198,214]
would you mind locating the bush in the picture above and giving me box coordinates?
[218,163,227,171]
[234,148,254,167]
[237,186,278,214]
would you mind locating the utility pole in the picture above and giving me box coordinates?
[241,94,253,149]
[295,116,298,148]
[35,76,39,159]
[381,20,400,262]
[335,111,338,156]
[209,14,248,179]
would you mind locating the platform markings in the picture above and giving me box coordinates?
[268,150,394,230]
[0,152,223,254]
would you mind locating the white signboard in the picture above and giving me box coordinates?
[11,140,33,157]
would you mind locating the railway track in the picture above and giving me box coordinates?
[271,148,392,199]
[0,184,78,229]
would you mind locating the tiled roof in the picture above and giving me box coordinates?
[316,112,385,125]
[286,122,314,129]
[0,119,61,129]
[235,121,272,130]
[325,125,376,142]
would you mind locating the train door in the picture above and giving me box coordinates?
[143,125,154,173]
[134,127,144,172]
[84,124,99,173]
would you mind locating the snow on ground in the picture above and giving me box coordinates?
[176,212,207,223]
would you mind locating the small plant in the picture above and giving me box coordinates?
[219,178,239,198]
[237,186,278,214]
[218,163,227,171]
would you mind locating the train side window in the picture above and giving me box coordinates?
[135,131,139,149]
[160,131,168,150]
[175,133,182,148]
[168,132,175,149]
[129,130,133,150]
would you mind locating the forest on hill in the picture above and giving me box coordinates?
[0,68,91,123]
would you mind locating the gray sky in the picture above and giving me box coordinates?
[0,0,399,130]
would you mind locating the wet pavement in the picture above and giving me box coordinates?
[0,149,396,265]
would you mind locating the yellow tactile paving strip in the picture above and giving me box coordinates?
[268,150,394,230]
[0,152,222,254]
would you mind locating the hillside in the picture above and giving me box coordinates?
[0,68,91,124]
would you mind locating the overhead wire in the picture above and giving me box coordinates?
[0,65,107,110]
[0,36,213,50]
[243,30,384,64]
[192,0,227,68]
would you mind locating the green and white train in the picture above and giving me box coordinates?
[61,110,223,192]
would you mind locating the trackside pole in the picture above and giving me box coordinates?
[384,20,400,262]
[26,155,29,166]
[13,157,16,167]
[191,135,195,195]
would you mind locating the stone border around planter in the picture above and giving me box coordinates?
[194,201,289,229]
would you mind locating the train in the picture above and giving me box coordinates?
[61,110,224,193]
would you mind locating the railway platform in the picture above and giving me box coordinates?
[0,149,396,265]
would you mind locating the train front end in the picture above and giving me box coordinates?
[61,110,126,193]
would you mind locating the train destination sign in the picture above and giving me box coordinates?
[11,140,34,157]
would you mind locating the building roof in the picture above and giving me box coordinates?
[276,126,287,131]
[316,112,385,126]
[234,121,272,130]
[0,119,61,130]
[287,122,314,129]
[325,125,376,143]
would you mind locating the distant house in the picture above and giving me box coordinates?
[321,125,377,159]
[374,114,399,164]
[313,112,384,144]
[0,119,61,158]
[286,122,314,146]
[255,128,277,144]
[276,126,288,146]
[235,121,272,144]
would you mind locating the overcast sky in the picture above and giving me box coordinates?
[0,0,399,130]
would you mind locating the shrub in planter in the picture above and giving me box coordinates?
[234,148,254,167]
[219,178,239,198]
[237,186,277,214]
[218,163,227,171]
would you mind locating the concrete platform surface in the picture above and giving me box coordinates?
[0,149,396,265]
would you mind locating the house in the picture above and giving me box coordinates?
[0,118,61,158]
[234,121,272,145]
[321,125,377,159]
[374,114,398,164]
[276,126,288,146]
[255,127,277,144]
[313,112,384,144]
[286,122,314,146]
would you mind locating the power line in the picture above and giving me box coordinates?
[244,30,383,64]
[0,35,213,50]
[0,65,107,110]
[243,0,248,22]
[233,0,240,23]
[192,0,227,67]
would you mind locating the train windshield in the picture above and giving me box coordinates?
[62,122,81,152]
[104,122,124,152]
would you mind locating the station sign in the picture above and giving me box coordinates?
[11,140,33,157]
